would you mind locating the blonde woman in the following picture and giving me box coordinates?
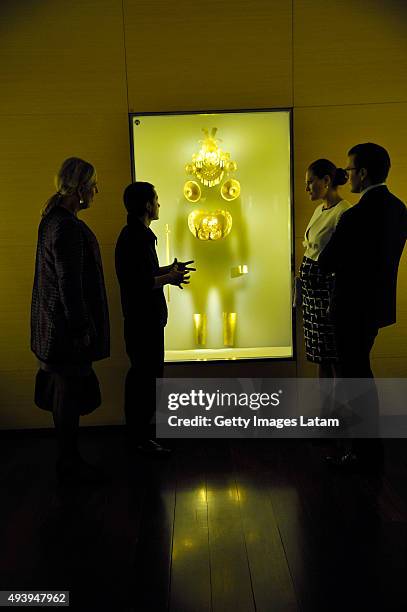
[31,157,110,483]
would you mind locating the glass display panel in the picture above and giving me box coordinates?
[131,110,293,361]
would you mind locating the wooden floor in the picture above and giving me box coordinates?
[1,429,407,611]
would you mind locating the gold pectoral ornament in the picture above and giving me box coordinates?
[188,209,232,241]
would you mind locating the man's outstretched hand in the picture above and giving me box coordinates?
[169,258,196,288]
[172,258,196,273]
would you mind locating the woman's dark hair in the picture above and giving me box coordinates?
[123,181,155,216]
[347,142,390,183]
[41,157,96,217]
[308,158,348,187]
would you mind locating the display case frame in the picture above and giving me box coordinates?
[128,108,297,364]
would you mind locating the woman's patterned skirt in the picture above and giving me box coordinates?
[300,256,337,363]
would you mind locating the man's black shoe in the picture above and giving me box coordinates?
[135,439,172,455]
[323,451,359,470]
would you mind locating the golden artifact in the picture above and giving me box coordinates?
[184,127,240,240]
[223,312,237,346]
[183,180,201,203]
[188,209,232,241]
[183,127,243,347]
[193,313,207,345]
[231,264,248,278]
[185,127,231,187]
[184,127,239,188]
[221,178,241,201]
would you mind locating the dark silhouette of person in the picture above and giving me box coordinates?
[115,182,195,454]
[318,143,407,467]
[298,159,350,424]
[31,157,110,483]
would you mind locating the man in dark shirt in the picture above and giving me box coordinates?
[318,143,407,467]
[115,182,195,453]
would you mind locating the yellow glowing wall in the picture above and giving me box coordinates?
[0,0,406,427]
[132,111,293,360]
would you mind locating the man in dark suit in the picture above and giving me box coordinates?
[115,182,195,454]
[318,143,407,467]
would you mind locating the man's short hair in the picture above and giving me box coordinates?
[123,181,155,216]
[348,143,391,183]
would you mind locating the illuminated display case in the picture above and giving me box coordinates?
[130,109,294,362]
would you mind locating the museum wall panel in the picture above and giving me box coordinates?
[123,0,293,112]
[0,0,130,428]
[293,0,407,107]
[0,113,131,247]
[0,109,132,427]
[0,0,127,115]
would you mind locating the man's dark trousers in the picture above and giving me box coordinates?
[335,315,382,461]
[124,319,164,443]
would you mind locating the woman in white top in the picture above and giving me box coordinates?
[300,159,351,379]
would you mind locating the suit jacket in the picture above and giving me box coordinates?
[31,205,110,364]
[318,185,407,328]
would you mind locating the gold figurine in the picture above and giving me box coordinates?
[181,128,246,348]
